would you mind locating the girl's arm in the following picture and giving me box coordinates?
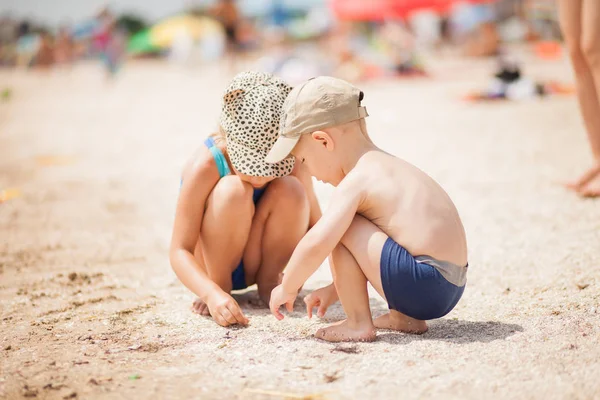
[291,162,322,228]
[169,154,222,302]
[170,152,248,326]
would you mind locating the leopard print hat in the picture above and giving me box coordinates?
[220,71,295,178]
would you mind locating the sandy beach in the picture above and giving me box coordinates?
[1,53,599,399]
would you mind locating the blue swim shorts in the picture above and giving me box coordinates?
[380,238,467,320]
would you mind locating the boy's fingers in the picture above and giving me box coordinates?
[285,300,294,313]
[269,299,282,319]
[305,297,320,318]
[317,304,327,318]
[273,307,284,320]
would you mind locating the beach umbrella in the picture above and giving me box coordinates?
[127,29,160,54]
[128,14,222,54]
[390,0,497,18]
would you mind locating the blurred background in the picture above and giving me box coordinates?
[0,0,565,91]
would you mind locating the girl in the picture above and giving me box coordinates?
[558,0,600,197]
[170,71,320,327]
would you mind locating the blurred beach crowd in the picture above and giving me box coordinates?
[0,0,560,85]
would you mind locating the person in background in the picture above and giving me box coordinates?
[557,0,600,197]
[93,8,124,78]
[54,25,74,66]
[35,31,55,68]
[210,0,242,72]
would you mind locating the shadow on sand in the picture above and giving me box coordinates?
[377,319,523,344]
[234,289,523,344]
[233,288,389,318]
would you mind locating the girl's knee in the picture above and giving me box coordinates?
[268,176,308,210]
[210,175,254,212]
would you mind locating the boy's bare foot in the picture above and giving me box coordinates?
[191,298,210,316]
[579,173,600,198]
[315,319,376,342]
[564,164,600,192]
[373,312,428,334]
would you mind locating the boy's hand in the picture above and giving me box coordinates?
[206,291,249,327]
[304,284,338,318]
[269,284,297,320]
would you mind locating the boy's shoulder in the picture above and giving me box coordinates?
[354,150,398,174]
[343,151,409,190]
[335,161,371,198]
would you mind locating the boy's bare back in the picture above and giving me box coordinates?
[345,149,467,267]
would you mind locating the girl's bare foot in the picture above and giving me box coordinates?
[579,173,600,198]
[564,164,600,192]
[315,319,376,342]
[191,298,210,316]
[373,311,428,334]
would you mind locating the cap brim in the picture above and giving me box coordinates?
[265,135,300,164]
[227,139,295,178]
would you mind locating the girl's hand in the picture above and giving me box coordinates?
[206,290,248,327]
[269,284,297,320]
[304,284,338,318]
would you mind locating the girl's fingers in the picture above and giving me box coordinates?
[227,303,248,325]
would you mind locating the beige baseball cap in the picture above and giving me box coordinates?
[265,76,368,164]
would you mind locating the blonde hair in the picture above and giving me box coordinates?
[209,126,228,153]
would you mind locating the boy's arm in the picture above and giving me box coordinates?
[280,175,362,294]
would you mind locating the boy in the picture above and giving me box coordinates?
[266,77,468,342]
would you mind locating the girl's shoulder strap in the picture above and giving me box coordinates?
[204,137,231,178]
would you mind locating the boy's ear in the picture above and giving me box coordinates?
[311,131,334,151]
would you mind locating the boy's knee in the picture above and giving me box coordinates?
[211,175,254,212]
[269,176,308,210]
[340,215,364,245]
[330,243,347,272]
[330,244,343,267]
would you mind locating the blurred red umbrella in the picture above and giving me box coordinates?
[330,0,497,21]
[390,0,497,18]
